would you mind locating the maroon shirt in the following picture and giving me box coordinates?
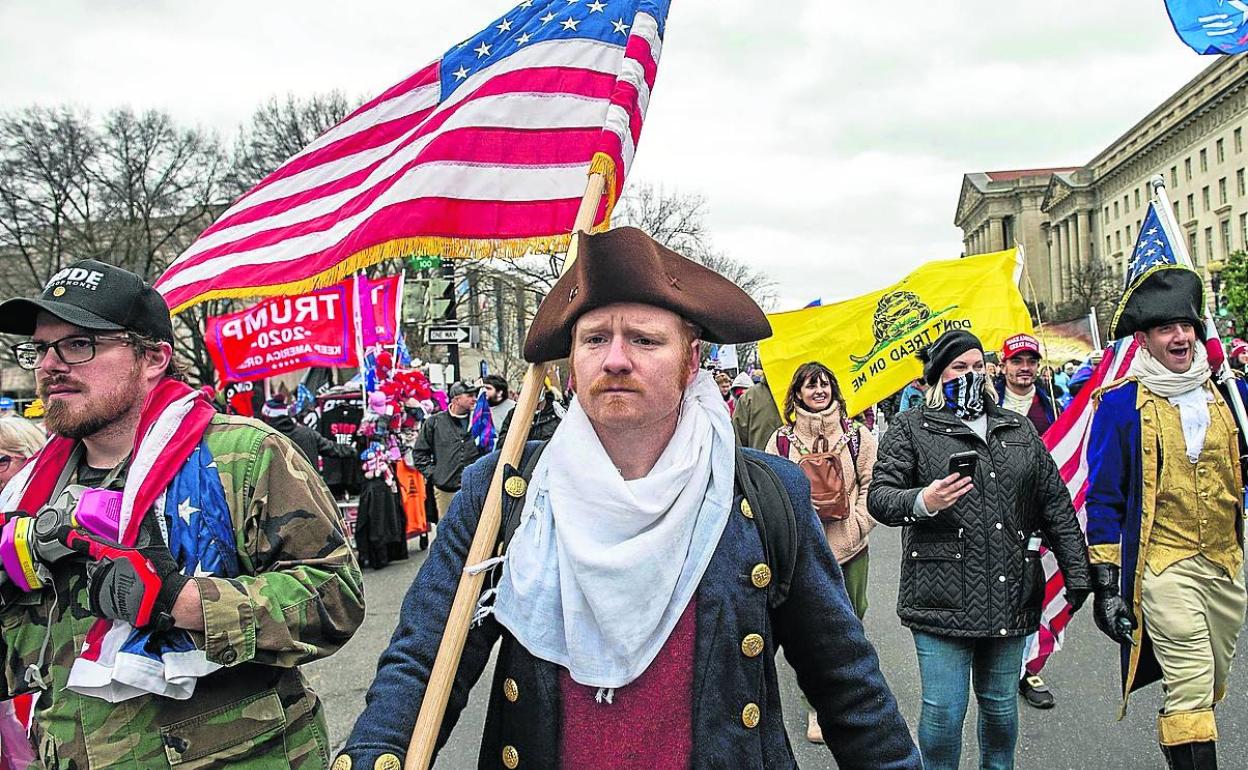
[559,600,696,770]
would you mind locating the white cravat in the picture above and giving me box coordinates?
[493,371,735,688]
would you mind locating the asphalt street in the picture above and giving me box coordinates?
[307,524,1248,769]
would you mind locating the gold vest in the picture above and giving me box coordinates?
[1146,384,1244,578]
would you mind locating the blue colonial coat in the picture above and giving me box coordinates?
[340,447,921,769]
[1085,377,1247,715]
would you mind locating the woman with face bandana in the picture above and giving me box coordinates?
[867,329,1091,770]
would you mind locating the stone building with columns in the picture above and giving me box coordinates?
[955,55,1248,315]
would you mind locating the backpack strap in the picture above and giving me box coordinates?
[734,447,797,609]
[775,430,791,459]
[498,441,549,555]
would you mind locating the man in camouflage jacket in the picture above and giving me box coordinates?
[0,261,365,769]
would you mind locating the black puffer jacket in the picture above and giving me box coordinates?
[868,403,1090,637]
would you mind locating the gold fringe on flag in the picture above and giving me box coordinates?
[588,151,619,233]
[168,157,624,316]
[168,233,575,316]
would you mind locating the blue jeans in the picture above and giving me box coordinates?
[912,630,1027,770]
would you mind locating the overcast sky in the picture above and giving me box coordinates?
[0,1,1216,310]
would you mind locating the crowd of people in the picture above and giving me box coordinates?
[0,233,1238,770]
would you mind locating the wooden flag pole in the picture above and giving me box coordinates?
[404,172,607,770]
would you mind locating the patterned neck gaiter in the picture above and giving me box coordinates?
[943,371,986,421]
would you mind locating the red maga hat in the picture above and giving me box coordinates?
[1000,333,1041,360]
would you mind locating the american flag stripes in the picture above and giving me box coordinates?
[155,0,671,314]
[1024,339,1138,672]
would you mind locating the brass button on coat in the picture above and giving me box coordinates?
[741,633,764,658]
[502,745,520,769]
[331,756,352,770]
[374,755,401,770]
[750,563,772,588]
[504,476,528,498]
[742,702,761,728]
[503,677,519,702]
[740,499,754,519]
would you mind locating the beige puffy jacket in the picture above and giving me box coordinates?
[764,403,878,564]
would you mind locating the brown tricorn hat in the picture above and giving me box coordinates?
[523,226,772,362]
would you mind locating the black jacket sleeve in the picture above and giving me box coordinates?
[316,430,356,459]
[411,415,437,478]
[866,415,926,526]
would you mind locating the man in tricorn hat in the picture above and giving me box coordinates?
[1086,264,1247,769]
[337,227,920,769]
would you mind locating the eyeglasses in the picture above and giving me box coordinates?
[11,334,133,370]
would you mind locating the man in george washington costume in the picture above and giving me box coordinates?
[1086,263,1248,770]
[337,227,921,769]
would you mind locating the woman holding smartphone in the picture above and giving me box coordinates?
[867,329,1091,770]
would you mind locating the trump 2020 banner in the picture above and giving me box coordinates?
[205,282,359,384]
[760,250,1033,417]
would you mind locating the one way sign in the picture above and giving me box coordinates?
[425,325,478,345]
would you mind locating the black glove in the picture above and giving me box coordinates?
[1065,586,1090,614]
[57,516,188,631]
[1090,563,1136,645]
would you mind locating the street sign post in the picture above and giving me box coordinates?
[424,325,478,345]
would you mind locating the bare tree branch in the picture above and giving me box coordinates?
[229,92,353,194]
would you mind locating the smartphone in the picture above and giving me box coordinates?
[947,451,978,480]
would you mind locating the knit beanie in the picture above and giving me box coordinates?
[918,330,983,386]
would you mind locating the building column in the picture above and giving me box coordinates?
[988,218,1003,253]
[1072,211,1084,269]
[1051,221,1064,303]
[1061,218,1073,299]
[1078,208,1093,265]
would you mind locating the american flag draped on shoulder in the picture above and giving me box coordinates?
[1023,202,1183,672]
[155,0,671,314]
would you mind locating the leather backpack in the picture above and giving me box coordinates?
[776,423,860,523]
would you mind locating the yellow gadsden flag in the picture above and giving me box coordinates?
[760,249,1033,417]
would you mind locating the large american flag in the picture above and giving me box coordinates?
[1024,338,1136,672]
[156,0,671,314]
[1024,199,1180,672]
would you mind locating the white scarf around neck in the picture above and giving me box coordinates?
[1128,342,1213,462]
[492,370,735,689]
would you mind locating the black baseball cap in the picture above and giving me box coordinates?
[0,259,174,344]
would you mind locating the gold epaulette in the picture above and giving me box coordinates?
[1092,376,1135,405]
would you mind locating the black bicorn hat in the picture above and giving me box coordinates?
[1109,265,1206,340]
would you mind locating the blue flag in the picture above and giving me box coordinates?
[470,390,495,451]
[1124,202,1181,288]
[395,334,413,367]
[1164,1,1248,54]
